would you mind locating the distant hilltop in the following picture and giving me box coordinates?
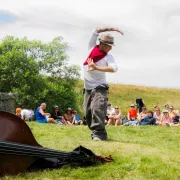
[76,80,180,115]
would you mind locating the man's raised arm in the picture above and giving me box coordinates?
[88,27,124,50]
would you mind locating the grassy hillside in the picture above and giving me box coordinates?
[76,80,180,115]
[3,123,180,180]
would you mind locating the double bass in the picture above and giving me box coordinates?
[0,111,112,177]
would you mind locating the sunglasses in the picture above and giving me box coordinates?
[115,108,119,109]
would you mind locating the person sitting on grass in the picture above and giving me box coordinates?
[153,107,162,124]
[127,104,138,121]
[105,103,115,124]
[35,103,57,124]
[138,107,147,121]
[51,106,67,124]
[160,109,180,127]
[63,108,75,125]
[160,109,173,126]
[72,110,81,125]
[169,106,179,120]
[164,104,170,111]
[108,106,122,126]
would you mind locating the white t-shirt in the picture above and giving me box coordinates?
[107,108,115,115]
[21,109,34,120]
[83,29,118,90]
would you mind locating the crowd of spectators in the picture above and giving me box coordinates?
[15,101,180,127]
[105,103,180,127]
[15,103,81,125]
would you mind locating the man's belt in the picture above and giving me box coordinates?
[94,84,109,91]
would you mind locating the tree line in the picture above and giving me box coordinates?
[0,35,83,115]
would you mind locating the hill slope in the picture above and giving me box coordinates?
[76,80,180,115]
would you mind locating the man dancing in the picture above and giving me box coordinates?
[83,27,123,141]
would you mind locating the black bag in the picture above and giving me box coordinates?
[173,116,179,124]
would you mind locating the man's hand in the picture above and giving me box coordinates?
[96,27,124,36]
[87,58,97,72]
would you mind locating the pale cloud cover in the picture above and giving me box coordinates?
[0,0,180,88]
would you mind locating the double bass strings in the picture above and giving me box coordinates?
[0,141,92,162]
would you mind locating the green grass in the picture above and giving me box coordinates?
[2,123,180,180]
[76,80,180,115]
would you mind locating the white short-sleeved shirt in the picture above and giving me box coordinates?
[21,109,34,120]
[107,108,115,115]
[84,29,118,90]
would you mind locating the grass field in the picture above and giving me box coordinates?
[2,122,180,180]
[76,80,180,116]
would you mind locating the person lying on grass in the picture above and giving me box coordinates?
[35,103,57,124]
[124,110,156,126]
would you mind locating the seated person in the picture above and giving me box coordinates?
[16,108,22,118]
[35,103,57,124]
[161,109,180,127]
[164,104,170,111]
[105,104,114,124]
[63,108,75,125]
[138,107,147,121]
[51,106,66,124]
[169,106,179,120]
[72,110,81,125]
[160,109,173,126]
[153,107,162,124]
[21,109,34,121]
[127,104,138,121]
[139,110,156,125]
[108,106,122,126]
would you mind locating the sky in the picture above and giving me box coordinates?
[0,0,180,88]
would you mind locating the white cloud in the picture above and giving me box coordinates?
[0,0,180,88]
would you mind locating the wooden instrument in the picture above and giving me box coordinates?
[0,111,112,177]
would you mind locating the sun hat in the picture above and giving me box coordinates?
[130,104,135,107]
[99,34,114,46]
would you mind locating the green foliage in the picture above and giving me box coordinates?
[3,123,180,180]
[0,36,80,113]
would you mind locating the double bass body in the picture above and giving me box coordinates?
[0,111,40,176]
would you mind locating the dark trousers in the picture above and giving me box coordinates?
[84,88,108,140]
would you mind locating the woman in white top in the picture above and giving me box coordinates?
[108,106,122,126]
[153,107,162,124]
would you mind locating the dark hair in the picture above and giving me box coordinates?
[146,110,153,116]
[142,107,147,111]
